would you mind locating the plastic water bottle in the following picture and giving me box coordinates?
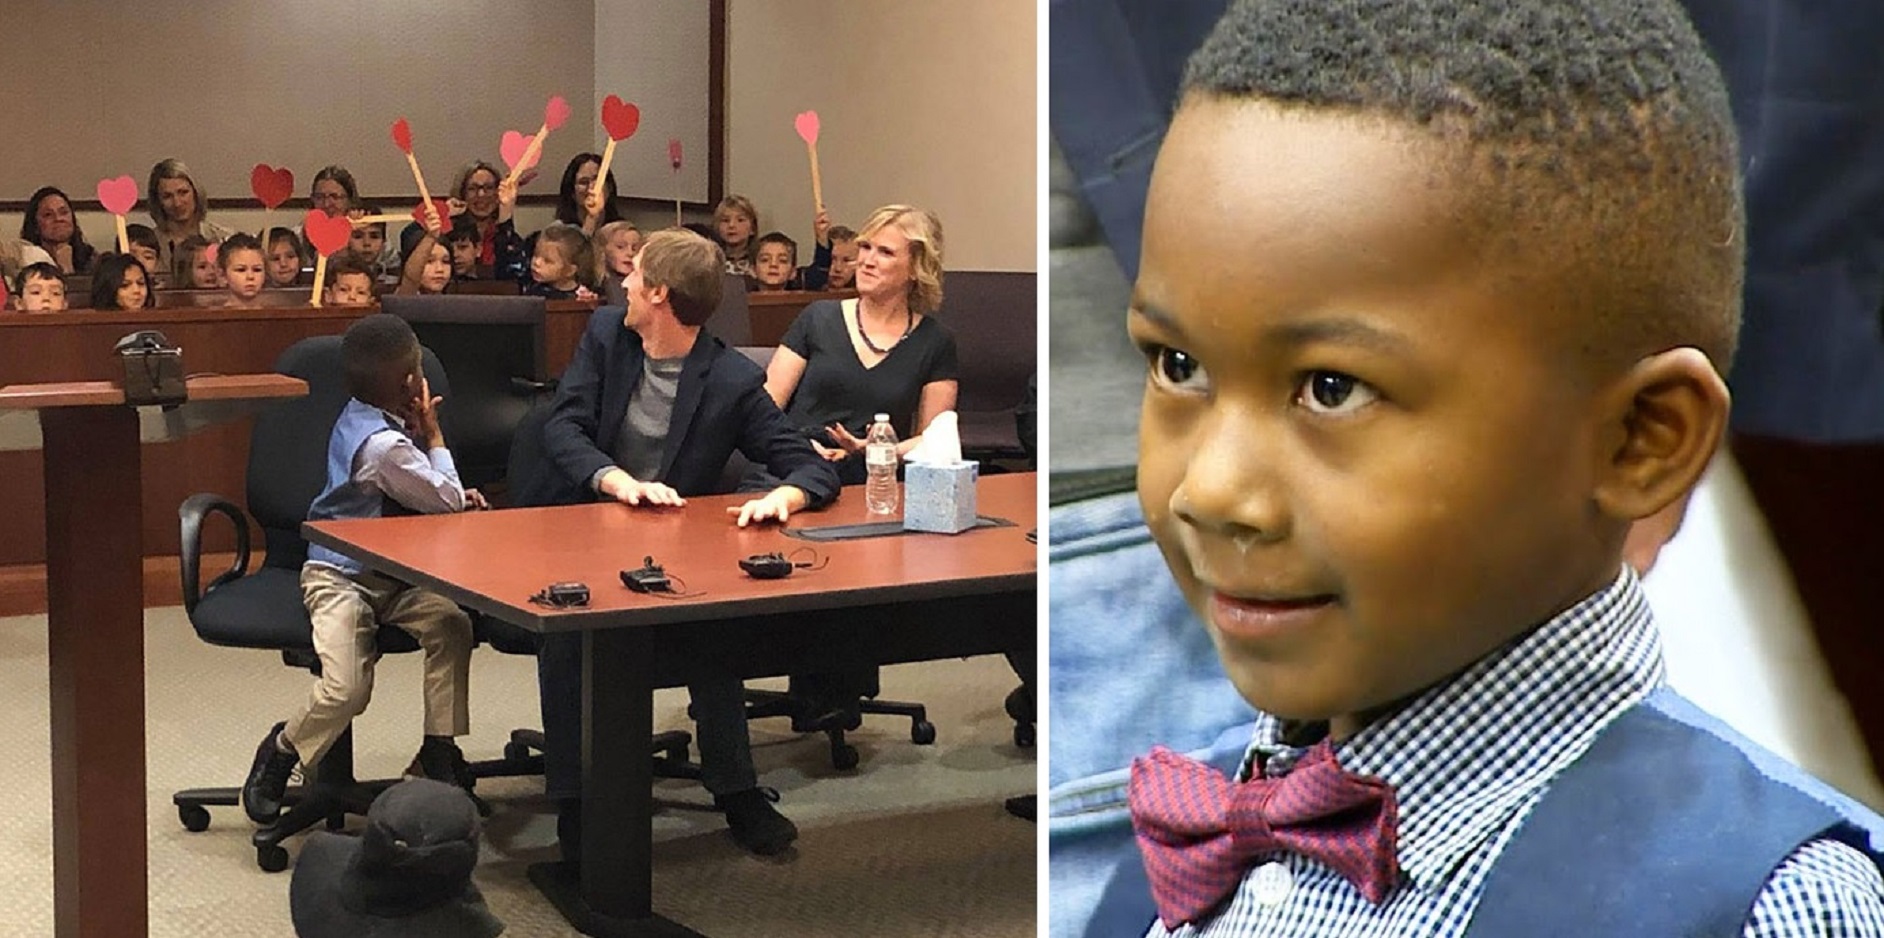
[864,413,900,515]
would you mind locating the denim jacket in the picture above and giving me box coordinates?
[1048,490,1255,938]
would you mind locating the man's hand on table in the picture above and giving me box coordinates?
[728,486,808,527]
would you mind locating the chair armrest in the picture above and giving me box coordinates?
[178,493,251,617]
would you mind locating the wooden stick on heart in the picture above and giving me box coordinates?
[795,110,824,213]
[669,138,684,227]
[390,118,439,229]
[504,96,571,189]
[589,95,641,218]
[96,175,139,253]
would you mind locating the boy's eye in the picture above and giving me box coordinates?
[1295,371,1379,415]
[1146,345,1208,393]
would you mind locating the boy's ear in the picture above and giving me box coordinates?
[1589,347,1730,522]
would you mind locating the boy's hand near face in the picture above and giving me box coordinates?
[405,376,445,449]
[813,209,832,247]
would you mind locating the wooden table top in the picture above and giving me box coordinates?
[0,373,306,409]
[305,472,1039,632]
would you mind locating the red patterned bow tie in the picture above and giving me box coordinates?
[1128,740,1400,928]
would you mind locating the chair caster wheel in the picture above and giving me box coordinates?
[831,742,860,770]
[178,804,211,832]
[911,720,937,745]
[504,740,533,763]
[257,843,289,873]
[1014,723,1035,748]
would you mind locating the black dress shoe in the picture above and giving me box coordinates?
[241,722,298,824]
[716,788,798,856]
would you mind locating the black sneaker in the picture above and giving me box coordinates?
[715,787,797,856]
[241,722,298,824]
[1004,794,1036,822]
[408,736,490,816]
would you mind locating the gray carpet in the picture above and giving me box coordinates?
[0,607,1036,937]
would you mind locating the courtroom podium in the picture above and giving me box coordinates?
[0,374,304,937]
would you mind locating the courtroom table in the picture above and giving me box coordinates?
[0,374,306,937]
[305,473,1038,937]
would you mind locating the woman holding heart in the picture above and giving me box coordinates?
[146,159,234,272]
[20,187,95,274]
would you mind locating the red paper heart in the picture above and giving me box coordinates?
[410,198,452,228]
[500,130,541,174]
[601,95,640,141]
[203,242,220,266]
[668,138,683,171]
[0,277,9,310]
[250,164,294,209]
[303,209,352,257]
[391,118,414,154]
[544,95,571,131]
[794,110,821,146]
[96,175,139,216]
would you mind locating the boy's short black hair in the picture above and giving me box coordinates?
[124,224,160,253]
[442,224,479,247]
[15,261,63,295]
[1184,0,1740,371]
[325,253,376,289]
[756,231,797,265]
[218,232,263,269]
[342,313,421,407]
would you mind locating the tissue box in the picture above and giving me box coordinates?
[902,460,979,534]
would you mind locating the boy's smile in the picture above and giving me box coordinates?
[1134,99,1632,739]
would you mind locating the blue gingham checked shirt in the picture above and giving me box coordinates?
[1149,569,1884,937]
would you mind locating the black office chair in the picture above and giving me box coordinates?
[380,294,556,495]
[171,336,451,873]
[464,402,700,783]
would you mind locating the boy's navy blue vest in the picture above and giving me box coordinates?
[306,399,419,576]
[1083,688,1884,937]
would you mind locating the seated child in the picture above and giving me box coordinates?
[124,224,166,288]
[443,224,482,281]
[324,254,377,308]
[803,211,858,290]
[173,235,221,289]
[715,194,759,276]
[266,227,308,288]
[89,253,154,310]
[593,219,641,284]
[14,262,67,312]
[1078,0,1884,935]
[523,223,594,300]
[395,208,453,296]
[751,231,798,292]
[219,233,267,307]
[348,209,396,280]
[243,314,485,824]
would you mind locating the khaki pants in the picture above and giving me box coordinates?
[284,564,472,770]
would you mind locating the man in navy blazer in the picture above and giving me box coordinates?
[516,228,839,861]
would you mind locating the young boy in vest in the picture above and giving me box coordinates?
[1086,0,1884,934]
[243,314,486,824]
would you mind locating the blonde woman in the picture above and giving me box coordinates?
[146,158,234,272]
[763,204,959,486]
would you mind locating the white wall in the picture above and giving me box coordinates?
[593,0,715,204]
[725,1,1037,272]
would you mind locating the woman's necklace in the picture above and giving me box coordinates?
[857,303,914,355]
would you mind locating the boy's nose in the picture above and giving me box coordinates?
[1169,415,1290,546]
